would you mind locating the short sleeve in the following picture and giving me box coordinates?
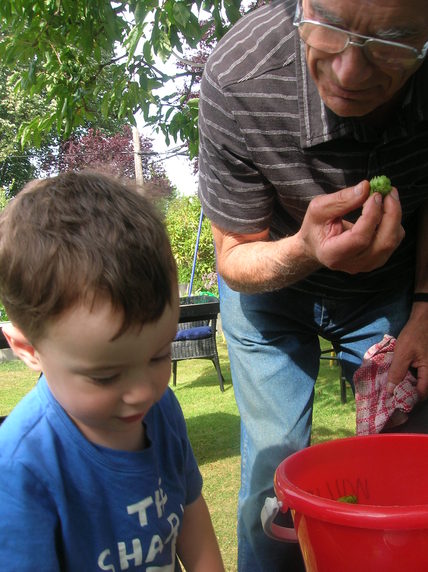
[198,65,275,234]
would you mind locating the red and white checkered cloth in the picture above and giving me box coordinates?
[354,334,419,435]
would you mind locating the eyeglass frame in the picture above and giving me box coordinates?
[293,1,428,66]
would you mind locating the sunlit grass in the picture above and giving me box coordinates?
[0,359,39,416]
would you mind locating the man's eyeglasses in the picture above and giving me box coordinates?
[293,2,428,70]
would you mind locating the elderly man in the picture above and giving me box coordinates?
[198,0,428,570]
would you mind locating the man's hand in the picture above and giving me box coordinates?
[388,303,428,399]
[213,179,404,293]
[297,180,405,274]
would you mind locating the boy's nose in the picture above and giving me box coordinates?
[122,381,152,405]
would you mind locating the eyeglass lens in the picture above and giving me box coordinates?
[299,22,418,68]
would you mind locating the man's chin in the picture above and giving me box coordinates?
[322,94,377,118]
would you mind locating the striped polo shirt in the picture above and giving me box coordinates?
[198,0,428,297]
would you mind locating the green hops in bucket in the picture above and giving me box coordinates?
[337,495,358,504]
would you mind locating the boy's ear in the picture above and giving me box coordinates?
[1,323,42,372]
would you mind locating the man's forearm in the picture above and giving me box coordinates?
[214,230,321,294]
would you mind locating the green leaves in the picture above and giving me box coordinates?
[0,64,46,193]
[168,99,200,159]
[172,2,192,29]
[0,0,248,154]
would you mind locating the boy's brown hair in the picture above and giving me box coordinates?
[0,170,177,343]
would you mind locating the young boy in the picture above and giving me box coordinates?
[0,171,225,572]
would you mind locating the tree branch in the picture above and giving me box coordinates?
[171,51,205,69]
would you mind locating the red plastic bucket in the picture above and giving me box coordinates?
[267,434,428,572]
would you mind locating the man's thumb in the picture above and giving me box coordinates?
[320,180,369,221]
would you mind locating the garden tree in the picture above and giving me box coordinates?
[165,195,217,295]
[42,126,175,202]
[0,0,253,159]
[0,56,134,197]
[0,191,8,212]
[0,191,8,320]
[0,64,46,196]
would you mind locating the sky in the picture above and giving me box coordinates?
[163,152,198,196]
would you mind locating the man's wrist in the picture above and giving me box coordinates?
[413,293,428,302]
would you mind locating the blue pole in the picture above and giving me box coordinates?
[188,208,203,296]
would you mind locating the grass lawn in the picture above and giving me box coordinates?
[171,338,355,570]
[0,338,355,571]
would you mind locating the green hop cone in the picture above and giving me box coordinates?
[337,495,358,504]
[369,175,392,196]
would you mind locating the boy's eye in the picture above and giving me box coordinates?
[151,341,173,363]
[89,373,120,385]
[151,351,172,363]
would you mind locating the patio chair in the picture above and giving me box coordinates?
[171,295,225,392]
[320,347,348,403]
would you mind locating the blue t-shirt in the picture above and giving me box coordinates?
[0,376,202,571]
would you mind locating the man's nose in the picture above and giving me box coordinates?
[332,43,374,87]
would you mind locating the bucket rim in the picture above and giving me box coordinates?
[274,434,428,530]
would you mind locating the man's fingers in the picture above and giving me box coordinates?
[387,355,411,388]
[349,193,383,245]
[309,181,370,222]
[303,181,403,274]
[415,365,428,400]
[321,193,384,266]
[328,187,403,271]
[388,349,428,400]
[372,188,405,250]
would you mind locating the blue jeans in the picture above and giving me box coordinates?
[218,278,412,572]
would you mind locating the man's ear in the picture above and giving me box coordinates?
[1,323,42,372]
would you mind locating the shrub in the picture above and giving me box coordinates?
[164,195,218,296]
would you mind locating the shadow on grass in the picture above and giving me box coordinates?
[171,346,240,465]
[186,411,241,465]
[313,425,354,442]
